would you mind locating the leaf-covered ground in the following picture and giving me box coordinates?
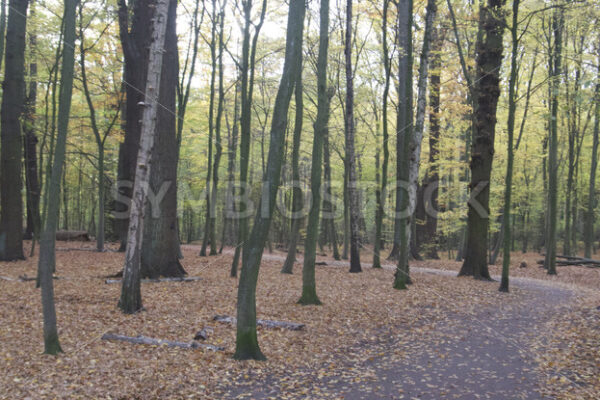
[1,242,599,399]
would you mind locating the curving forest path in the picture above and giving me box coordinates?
[219,249,578,399]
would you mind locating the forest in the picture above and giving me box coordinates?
[1,0,600,398]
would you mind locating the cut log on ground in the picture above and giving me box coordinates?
[55,230,91,241]
[0,275,60,282]
[213,315,305,331]
[105,276,202,284]
[101,333,224,351]
[537,258,600,268]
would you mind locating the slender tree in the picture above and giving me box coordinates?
[544,6,563,276]
[282,74,304,274]
[499,0,520,292]
[457,0,506,280]
[231,0,267,277]
[234,0,305,360]
[392,0,413,289]
[119,0,170,313]
[585,52,600,259]
[24,0,40,245]
[79,2,121,252]
[0,0,28,262]
[209,0,227,256]
[373,0,391,269]
[344,0,362,273]
[299,0,330,304]
[37,0,78,354]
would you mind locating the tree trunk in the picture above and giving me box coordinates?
[322,124,340,260]
[282,74,304,274]
[24,2,40,244]
[119,0,170,313]
[584,58,600,259]
[344,0,362,273]
[140,0,185,279]
[299,0,329,304]
[209,2,226,256]
[499,0,520,292]
[544,7,563,276]
[458,0,506,280]
[234,0,304,360]
[0,0,28,261]
[373,0,391,269]
[392,0,413,289]
[222,84,239,252]
[404,0,436,266]
[38,0,78,355]
[231,0,267,278]
[418,24,445,260]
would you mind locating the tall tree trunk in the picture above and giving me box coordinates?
[234,0,304,360]
[201,0,218,257]
[231,0,267,277]
[418,24,445,259]
[222,84,239,252]
[119,0,170,313]
[322,123,340,260]
[299,0,329,304]
[282,74,304,274]
[403,0,436,270]
[209,1,227,256]
[458,0,506,280]
[116,0,153,251]
[344,0,362,273]
[392,0,413,289]
[38,0,78,355]
[0,0,28,262]
[373,0,391,269]
[0,0,6,70]
[140,0,184,278]
[499,0,520,292]
[585,57,600,258]
[24,1,40,244]
[544,7,563,276]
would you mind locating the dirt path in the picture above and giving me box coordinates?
[217,250,577,399]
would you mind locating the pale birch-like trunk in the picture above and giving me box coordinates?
[119,0,170,314]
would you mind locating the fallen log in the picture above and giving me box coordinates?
[537,259,600,268]
[105,276,202,284]
[0,275,60,282]
[213,315,305,331]
[101,333,224,351]
[55,230,91,241]
[541,254,600,264]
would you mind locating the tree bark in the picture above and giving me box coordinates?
[373,0,391,269]
[458,0,506,280]
[392,0,413,289]
[119,0,170,313]
[38,0,78,355]
[230,0,267,278]
[24,1,40,244]
[585,57,600,259]
[0,0,28,261]
[344,0,362,273]
[544,7,563,276]
[499,0,520,292]
[299,0,330,304]
[282,74,304,274]
[234,0,304,360]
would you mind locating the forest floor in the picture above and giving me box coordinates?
[1,241,599,399]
